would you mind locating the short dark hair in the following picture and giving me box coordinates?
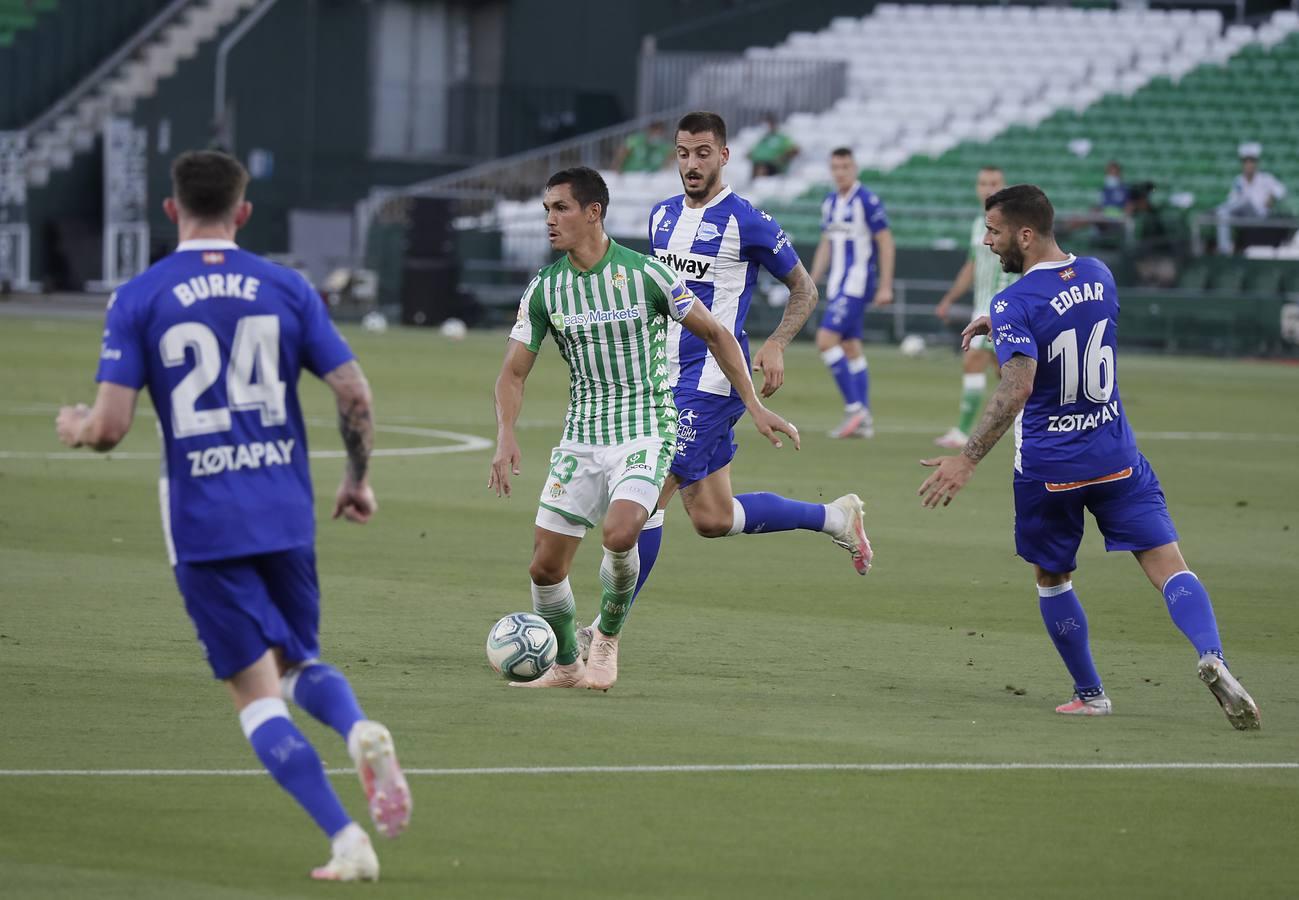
[676,111,727,147]
[985,184,1054,236]
[831,147,854,159]
[171,150,249,221]
[545,166,609,220]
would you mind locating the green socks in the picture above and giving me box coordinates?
[597,546,639,636]
[531,578,580,664]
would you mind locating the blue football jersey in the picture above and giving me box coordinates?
[648,187,800,400]
[820,183,889,300]
[96,239,355,564]
[989,254,1139,482]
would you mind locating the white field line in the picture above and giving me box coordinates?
[1,762,1296,777]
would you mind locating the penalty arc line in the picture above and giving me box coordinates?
[1,762,1296,777]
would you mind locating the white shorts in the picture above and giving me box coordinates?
[970,304,993,352]
[535,435,675,538]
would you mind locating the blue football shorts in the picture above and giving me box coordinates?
[173,545,321,680]
[669,392,745,488]
[1012,454,1179,574]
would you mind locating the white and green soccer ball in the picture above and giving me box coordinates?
[486,613,557,682]
[899,334,927,357]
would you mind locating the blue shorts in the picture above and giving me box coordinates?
[670,392,744,487]
[818,287,875,340]
[174,545,321,680]
[1012,454,1178,574]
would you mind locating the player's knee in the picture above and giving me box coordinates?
[814,329,839,352]
[528,557,569,585]
[601,522,640,553]
[691,511,732,539]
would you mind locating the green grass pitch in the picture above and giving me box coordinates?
[1,315,1297,898]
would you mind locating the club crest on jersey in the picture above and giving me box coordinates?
[994,300,1008,313]
[694,222,721,242]
[1058,267,1076,281]
[612,272,627,289]
[202,251,225,265]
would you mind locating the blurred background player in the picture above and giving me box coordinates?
[918,184,1260,730]
[933,165,1017,448]
[809,147,895,439]
[490,166,799,691]
[580,113,872,655]
[614,120,672,174]
[54,150,411,881]
[748,113,800,178]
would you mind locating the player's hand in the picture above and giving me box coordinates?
[874,286,895,307]
[934,299,953,322]
[489,434,521,497]
[961,315,991,351]
[333,478,377,523]
[751,340,785,398]
[750,405,800,450]
[55,404,90,447]
[917,454,976,508]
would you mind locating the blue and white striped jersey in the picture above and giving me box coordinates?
[820,183,889,300]
[648,187,800,399]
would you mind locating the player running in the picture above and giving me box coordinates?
[55,151,411,881]
[933,166,1018,448]
[489,166,799,691]
[580,113,873,654]
[808,146,895,439]
[918,184,1260,729]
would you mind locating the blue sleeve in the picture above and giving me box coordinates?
[297,276,355,377]
[990,293,1038,367]
[863,189,890,233]
[95,290,148,389]
[741,207,800,280]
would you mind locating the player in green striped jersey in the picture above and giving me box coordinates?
[934,166,1019,448]
[489,167,799,691]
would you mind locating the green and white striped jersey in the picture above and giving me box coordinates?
[510,238,695,445]
[970,214,1018,315]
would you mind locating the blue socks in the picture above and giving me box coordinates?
[1038,582,1104,698]
[732,493,827,534]
[284,662,366,740]
[847,355,869,409]
[821,346,859,410]
[240,698,351,837]
[1162,570,1224,659]
[631,510,664,602]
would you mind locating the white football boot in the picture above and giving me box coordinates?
[311,824,380,882]
[828,408,867,439]
[510,658,588,688]
[348,721,412,839]
[1197,653,1261,730]
[934,427,968,449]
[1054,693,1113,716]
[585,631,620,692]
[827,493,873,575]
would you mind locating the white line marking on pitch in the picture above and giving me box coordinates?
[1,762,1295,777]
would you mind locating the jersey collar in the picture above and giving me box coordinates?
[566,237,618,278]
[176,239,239,252]
[1024,254,1076,276]
[683,185,732,211]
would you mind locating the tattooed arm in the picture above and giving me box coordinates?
[324,360,377,523]
[752,261,819,398]
[918,354,1037,508]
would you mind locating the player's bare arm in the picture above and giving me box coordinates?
[680,301,800,450]
[918,354,1035,508]
[55,382,138,451]
[936,259,974,321]
[808,234,831,285]
[490,339,538,497]
[874,228,897,305]
[753,261,818,398]
[324,360,377,523]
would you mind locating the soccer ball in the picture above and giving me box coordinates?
[440,317,467,340]
[486,613,557,682]
[361,311,388,333]
[899,334,926,357]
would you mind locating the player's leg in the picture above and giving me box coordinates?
[228,649,379,881]
[937,345,994,448]
[1012,478,1108,714]
[841,337,873,437]
[1091,458,1259,728]
[519,522,586,688]
[176,557,374,878]
[817,298,867,438]
[264,548,411,838]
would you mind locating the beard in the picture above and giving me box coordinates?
[999,243,1025,274]
[681,168,718,200]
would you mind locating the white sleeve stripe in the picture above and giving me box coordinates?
[643,263,673,294]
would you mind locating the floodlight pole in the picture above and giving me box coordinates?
[213,0,282,151]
